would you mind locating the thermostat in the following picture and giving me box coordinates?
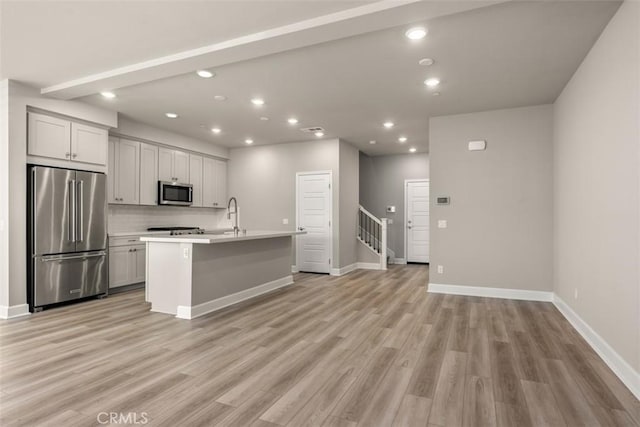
[386,206,396,213]
[436,196,450,205]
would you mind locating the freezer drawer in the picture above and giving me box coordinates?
[33,251,108,307]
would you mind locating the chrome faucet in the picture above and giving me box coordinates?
[227,197,239,235]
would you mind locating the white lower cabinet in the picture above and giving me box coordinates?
[109,237,146,289]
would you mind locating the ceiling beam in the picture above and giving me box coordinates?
[41,0,504,100]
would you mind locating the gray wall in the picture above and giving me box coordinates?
[338,140,360,268]
[229,138,347,268]
[553,1,639,372]
[429,104,553,291]
[359,152,429,259]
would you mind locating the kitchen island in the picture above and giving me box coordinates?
[140,231,304,319]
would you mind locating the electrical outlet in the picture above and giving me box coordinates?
[282,218,289,225]
[183,247,189,259]
[437,220,447,229]
[437,265,444,274]
[574,288,578,300]
[387,219,393,225]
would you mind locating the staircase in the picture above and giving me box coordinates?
[357,205,388,270]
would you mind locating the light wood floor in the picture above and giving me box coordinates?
[1,265,638,426]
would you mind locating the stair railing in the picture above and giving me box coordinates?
[357,205,388,270]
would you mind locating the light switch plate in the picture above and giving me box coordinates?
[387,219,393,225]
[282,218,289,225]
[437,220,447,228]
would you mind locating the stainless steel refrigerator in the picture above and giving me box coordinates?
[28,166,108,311]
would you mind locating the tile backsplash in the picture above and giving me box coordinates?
[108,204,234,233]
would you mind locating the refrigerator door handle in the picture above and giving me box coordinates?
[77,180,84,242]
[68,179,76,242]
[40,251,107,262]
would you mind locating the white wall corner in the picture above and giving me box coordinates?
[427,283,553,302]
[552,295,640,400]
[0,304,30,320]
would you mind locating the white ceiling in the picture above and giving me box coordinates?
[0,0,373,87]
[2,1,620,155]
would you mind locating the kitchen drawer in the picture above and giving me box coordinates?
[109,236,144,247]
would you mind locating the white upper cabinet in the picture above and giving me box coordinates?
[71,122,108,165]
[202,157,217,207]
[174,151,189,183]
[158,148,174,182]
[108,137,140,205]
[158,147,189,183]
[28,113,71,160]
[202,157,227,208]
[28,112,108,166]
[215,159,228,207]
[139,142,159,206]
[189,154,203,208]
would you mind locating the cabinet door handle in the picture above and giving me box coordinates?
[72,153,77,159]
[65,152,70,158]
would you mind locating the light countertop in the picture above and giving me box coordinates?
[140,230,305,244]
[108,228,233,238]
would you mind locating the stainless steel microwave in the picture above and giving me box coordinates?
[158,181,193,206]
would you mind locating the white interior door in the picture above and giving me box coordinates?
[406,180,430,263]
[296,172,332,274]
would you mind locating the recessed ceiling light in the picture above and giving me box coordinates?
[251,98,265,106]
[196,70,214,78]
[424,78,440,88]
[383,121,394,129]
[409,147,417,153]
[165,113,178,119]
[211,127,221,134]
[260,116,270,121]
[100,91,116,99]
[405,27,427,40]
[418,58,435,66]
[369,140,376,145]
[398,136,408,143]
[288,118,299,125]
[245,138,254,144]
[315,131,324,138]
[214,95,227,101]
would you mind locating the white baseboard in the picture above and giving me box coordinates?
[357,262,383,270]
[0,304,30,319]
[330,263,358,276]
[427,283,553,302]
[392,258,407,265]
[553,295,640,400]
[176,275,294,320]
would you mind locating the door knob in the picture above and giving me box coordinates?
[298,226,306,231]
[407,225,412,229]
